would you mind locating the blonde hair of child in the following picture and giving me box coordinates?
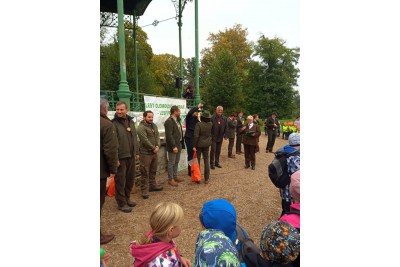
[139,202,184,244]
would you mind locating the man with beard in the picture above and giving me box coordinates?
[210,106,228,169]
[164,105,185,186]
[112,101,139,213]
[136,111,163,199]
[100,97,118,244]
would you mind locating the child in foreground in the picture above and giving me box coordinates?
[130,202,191,267]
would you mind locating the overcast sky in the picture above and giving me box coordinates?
[136,0,300,59]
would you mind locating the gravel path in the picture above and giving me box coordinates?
[101,134,288,266]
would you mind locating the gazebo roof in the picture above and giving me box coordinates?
[100,0,153,16]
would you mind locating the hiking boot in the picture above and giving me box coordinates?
[127,200,137,207]
[118,205,132,213]
[175,177,184,182]
[168,180,179,187]
[149,185,163,192]
[100,233,115,245]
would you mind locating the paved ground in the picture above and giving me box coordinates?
[101,133,289,266]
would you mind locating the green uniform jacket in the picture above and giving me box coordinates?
[227,119,237,139]
[193,121,212,148]
[164,116,185,152]
[112,115,139,159]
[100,114,118,178]
[137,120,160,155]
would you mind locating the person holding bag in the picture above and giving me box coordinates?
[193,110,212,184]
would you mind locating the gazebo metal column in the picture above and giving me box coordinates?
[116,0,132,110]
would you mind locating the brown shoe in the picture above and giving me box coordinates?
[100,233,115,245]
[168,180,179,187]
[175,177,184,182]
[127,200,137,207]
[149,185,164,192]
[118,205,132,213]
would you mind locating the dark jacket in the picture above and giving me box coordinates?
[164,116,185,152]
[227,118,237,139]
[266,117,280,132]
[193,121,212,148]
[242,124,261,146]
[112,114,139,159]
[184,107,200,139]
[137,120,160,155]
[236,116,244,134]
[211,114,228,142]
[100,114,119,178]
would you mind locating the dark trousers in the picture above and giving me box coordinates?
[139,153,158,195]
[100,177,107,215]
[185,137,194,175]
[281,199,292,217]
[266,130,277,152]
[210,140,223,166]
[235,134,243,153]
[114,157,135,207]
[196,147,210,180]
[228,137,235,156]
[244,144,256,167]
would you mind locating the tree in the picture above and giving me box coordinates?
[100,22,158,95]
[202,49,242,114]
[150,54,181,97]
[201,24,253,79]
[245,37,300,118]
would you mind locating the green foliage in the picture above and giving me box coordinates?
[202,50,242,114]
[100,22,157,95]
[245,37,300,118]
[150,53,181,97]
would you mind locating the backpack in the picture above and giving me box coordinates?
[268,150,299,188]
[234,225,261,264]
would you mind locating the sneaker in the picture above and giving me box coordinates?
[100,233,115,245]
[127,200,137,207]
[149,185,163,192]
[118,205,132,213]
[168,180,179,187]
[175,177,184,182]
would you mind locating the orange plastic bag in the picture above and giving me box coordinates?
[190,151,201,182]
[107,175,115,197]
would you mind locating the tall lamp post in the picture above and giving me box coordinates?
[194,0,201,105]
[171,0,191,97]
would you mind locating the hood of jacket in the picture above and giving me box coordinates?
[282,145,299,155]
[112,113,133,123]
[130,240,177,267]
